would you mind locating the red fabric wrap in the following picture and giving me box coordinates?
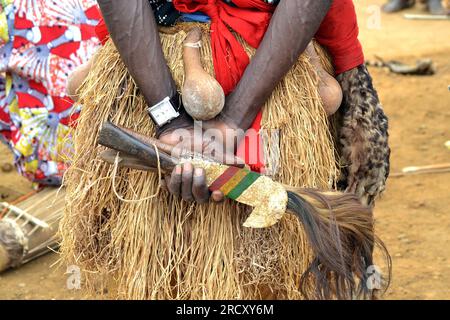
[95,18,109,45]
[174,0,273,95]
[173,0,275,171]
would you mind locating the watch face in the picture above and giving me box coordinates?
[147,97,180,127]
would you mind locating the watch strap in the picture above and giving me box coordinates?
[154,93,193,138]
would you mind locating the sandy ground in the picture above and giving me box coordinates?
[0,0,449,299]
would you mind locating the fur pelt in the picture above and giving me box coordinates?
[336,65,390,207]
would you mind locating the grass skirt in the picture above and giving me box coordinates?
[60,24,338,299]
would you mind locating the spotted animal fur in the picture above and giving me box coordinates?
[336,65,390,207]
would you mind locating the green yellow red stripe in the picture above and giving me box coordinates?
[219,169,250,195]
[226,171,260,200]
[209,166,261,201]
[209,166,240,191]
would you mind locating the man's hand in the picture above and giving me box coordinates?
[159,121,245,203]
[164,162,211,203]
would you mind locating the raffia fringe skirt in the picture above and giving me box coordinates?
[60,23,338,299]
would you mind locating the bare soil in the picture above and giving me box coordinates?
[0,0,449,299]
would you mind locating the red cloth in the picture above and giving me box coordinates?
[173,0,273,171]
[95,18,109,45]
[316,0,364,75]
[95,1,363,79]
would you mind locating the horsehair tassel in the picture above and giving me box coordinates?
[285,188,387,299]
[200,160,385,297]
[97,122,389,298]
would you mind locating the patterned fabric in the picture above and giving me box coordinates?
[149,0,180,26]
[0,0,101,186]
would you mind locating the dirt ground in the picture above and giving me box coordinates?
[0,0,449,300]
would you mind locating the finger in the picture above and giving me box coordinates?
[211,190,225,202]
[192,168,209,203]
[181,162,194,201]
[167,165,182,197]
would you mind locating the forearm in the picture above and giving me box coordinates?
[221,0,332,130]
[97,0,176,105]
[97,0,192,136]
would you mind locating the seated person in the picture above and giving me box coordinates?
[383,0,445,14]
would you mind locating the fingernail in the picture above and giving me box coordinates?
[175,165,182,174]
[212,191,224,202]
[194,168,203,177]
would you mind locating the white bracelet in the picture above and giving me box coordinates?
[183,40,202,48]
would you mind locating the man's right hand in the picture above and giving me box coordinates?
[159,126,244,203]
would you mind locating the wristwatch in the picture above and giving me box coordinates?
[147,94,181,127]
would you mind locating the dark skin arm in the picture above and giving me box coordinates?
[214,0,332,132]
[97,0,175,104]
